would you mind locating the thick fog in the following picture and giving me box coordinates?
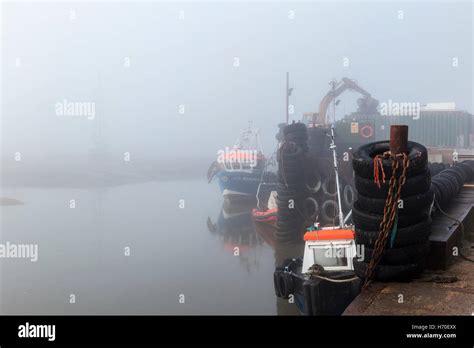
[2,1,472,164]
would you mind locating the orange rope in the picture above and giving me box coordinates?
[373,155,386,188]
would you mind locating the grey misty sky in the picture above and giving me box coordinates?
[2,1,472,160]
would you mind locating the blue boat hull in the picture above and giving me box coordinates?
[216,171,263,197]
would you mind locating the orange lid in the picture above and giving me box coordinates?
[304,229,354,241]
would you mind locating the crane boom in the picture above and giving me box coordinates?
[313,77,377,124]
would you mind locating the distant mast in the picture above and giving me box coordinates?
[286,72,293,124]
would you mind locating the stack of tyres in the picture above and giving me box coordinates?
[428,162,448,176]
[431,160,474,208]
[351,141,432,281]
[457,160,474,182]
[283,122,309,152]
[276,122,309,242]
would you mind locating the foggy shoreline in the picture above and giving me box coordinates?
[0,155,212,188]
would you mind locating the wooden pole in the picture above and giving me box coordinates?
[389,125,409,155]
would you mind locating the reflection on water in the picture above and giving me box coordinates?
[207,200,265,273]
[207,199,304,315]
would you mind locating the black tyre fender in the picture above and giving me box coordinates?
[303,197,320,222]
[320,199,340,224]
[430,181,446,206]
[353,258,425,282]
[276,200,301,211]
[285,132,308,142]
[278,172,304,185]
[278,154,304,167]
[442,168,464,187]
[278,143,304,162]
[278,161,305,172]
[273,271,282,297]
[276,207,301,220]
[458,162,474,181]
[276,207,301,219]
[352,201,429,230]
[352,141,428,179]
[276,210,300,222]
[276,195,303,207]
[277,182,302,192]
[431,178,453,206]
[322,176,337,197]
[437,172,460,195]
[304,168,322,194]
[360,240,430,265]
[453,164,469,183]
[278,166,304,176]
[283,122,307,135]
[462,160,474,171]
[429,162,447,177]
[274,232,303,243]
[355,188,434,215]
[433,176,455,201]
[277,272,295,299]
[355,217,432,248]
[429,183,441,203]
[354,170,431,199]
[276,212,300,223]
[276,216,304,231]
[343,184,356,208]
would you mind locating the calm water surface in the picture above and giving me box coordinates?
[0,175,302,315]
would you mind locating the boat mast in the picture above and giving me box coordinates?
[330,80,345,228]
[286,72,289,124]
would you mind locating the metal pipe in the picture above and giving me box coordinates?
[329,124,345,228]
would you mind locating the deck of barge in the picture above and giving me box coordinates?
[344,184,474,316]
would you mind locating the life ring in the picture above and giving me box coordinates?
[359,124,374,139]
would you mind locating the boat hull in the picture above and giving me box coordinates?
[216,171,275,198]
[274,259,361,315]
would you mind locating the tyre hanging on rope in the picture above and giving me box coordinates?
[322,176,337,197]
[343,183,356,209]
[304,168,322,194]
[303,197,320,222]
[320,199,340,225]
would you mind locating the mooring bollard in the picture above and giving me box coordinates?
[389,125,409,155]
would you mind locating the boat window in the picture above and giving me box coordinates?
[224,162,232,171]
[311,245,349,267]
[232,162,241,170]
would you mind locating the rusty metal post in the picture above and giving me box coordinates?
[390,125,409,155]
